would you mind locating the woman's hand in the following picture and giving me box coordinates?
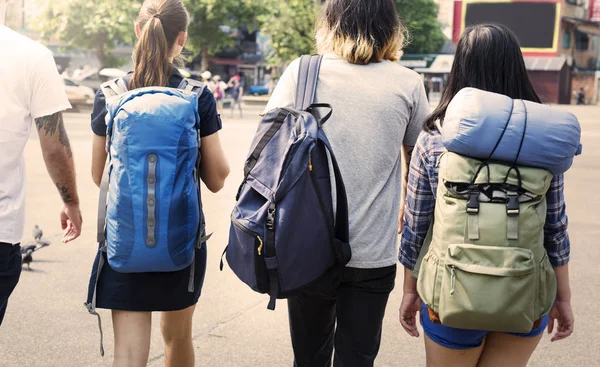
[548,298,574,342]
[399,291,422,337]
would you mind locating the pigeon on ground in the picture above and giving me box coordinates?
[33,225,43,241]
[21,246,35,270]
[21,226,50,270]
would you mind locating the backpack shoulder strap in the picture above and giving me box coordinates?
[317,130,351,265]
[100,78,128,98]
[178,78,206,95]
[295,55,323,110]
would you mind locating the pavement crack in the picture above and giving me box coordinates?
[202,299,265,338]
[147,299,265,363]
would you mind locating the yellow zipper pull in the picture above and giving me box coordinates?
[259,108,277,117]
[308,155,313,171]
[257,236,264,255]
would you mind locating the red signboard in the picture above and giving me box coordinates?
[591,0,600,22]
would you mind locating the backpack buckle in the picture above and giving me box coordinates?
[466,191,480,215]
[507,193,520,217]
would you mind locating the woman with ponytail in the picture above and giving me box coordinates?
[87,1,229,366]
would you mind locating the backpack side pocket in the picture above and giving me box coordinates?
[538,253,558,318]
[417,251,441,312]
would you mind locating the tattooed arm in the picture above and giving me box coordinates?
[399,144,415,234]
[35,111,82,242]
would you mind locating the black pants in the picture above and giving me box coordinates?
[288,265,397,367]
[0,243,21,325]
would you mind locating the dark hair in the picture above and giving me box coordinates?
[424,24,541,131]
[130,0,189,90]
[316,0,407,65]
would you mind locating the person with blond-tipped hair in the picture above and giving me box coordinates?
[265,0,429,365]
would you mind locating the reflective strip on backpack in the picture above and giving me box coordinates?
[147,154,158,247]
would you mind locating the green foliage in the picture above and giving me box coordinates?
[259,0,320,67]
[260,0,445,65]
[184,0,266,70]
[395,0,446,54]
[37,0,140,68]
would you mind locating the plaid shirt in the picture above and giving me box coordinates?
[399,130,571,270]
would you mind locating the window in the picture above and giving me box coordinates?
[576,31,590,51]
[563,30,572,49]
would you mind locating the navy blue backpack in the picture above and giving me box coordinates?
[223,55,351,310]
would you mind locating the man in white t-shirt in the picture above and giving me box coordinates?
[0,0,83,325]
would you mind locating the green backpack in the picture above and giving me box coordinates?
[416,152,557,333]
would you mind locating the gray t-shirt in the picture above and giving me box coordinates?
[266,54,430,268]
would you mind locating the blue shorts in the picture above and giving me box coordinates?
[420,303,549,350]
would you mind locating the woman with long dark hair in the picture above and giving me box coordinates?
[87,1,229,366]
[399,24,574,367]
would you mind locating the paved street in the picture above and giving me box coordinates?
[0,102,598,367]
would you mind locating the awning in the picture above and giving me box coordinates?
[524,56,567,71]
[405,54,567,74]
[399,54,436,69]
[562,16,600,28]
[414,55,454,74]
[209,58,244,66]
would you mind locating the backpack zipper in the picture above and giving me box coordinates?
[231,219,264,256]
[450,265,456,297]
[308,150,334,241]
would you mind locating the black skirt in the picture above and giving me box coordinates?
[86,243,207,312]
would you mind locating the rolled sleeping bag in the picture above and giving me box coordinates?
[441,88,583,175]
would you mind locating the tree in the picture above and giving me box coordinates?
[184,0,266,71]
[395,0,446,54]
[259,0,321,67]
[37,0,140,68]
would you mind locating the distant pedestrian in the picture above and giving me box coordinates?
[0,0,83,326]
[399,24,574,367]
[201,70,212,87]
[265,0,427,365]
[228,75,243,118]
[212,75,228,113]
[576,87,585,105]
[86,0,229,365]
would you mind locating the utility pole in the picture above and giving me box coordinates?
[21,0,25,29]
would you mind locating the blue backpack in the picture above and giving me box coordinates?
[223,55,352,310]
[85,77,210,356]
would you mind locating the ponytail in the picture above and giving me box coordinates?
[130,0,190,90]
[130,17,171,89]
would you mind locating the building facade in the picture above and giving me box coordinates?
[452,0,600,104]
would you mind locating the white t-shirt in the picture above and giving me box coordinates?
[0,25,71,244]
